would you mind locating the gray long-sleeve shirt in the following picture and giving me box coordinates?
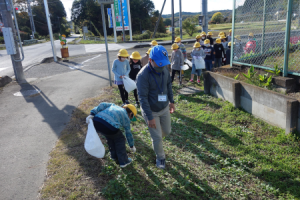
[136,64,174,121]
[170,50,184,71]
[191,49,206,64]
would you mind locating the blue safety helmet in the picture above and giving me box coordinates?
[149,45,170,67]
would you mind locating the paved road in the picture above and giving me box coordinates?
[0,43,192,200]
[0,35,141,78]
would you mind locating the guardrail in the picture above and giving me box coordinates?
[23,39,38,45]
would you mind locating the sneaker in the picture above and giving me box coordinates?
[125,100,130,104]
[197,80,200,84]
[120,158,133,168]
[156,159,166,169]
[121,103,126,107]
[189,79,193,82]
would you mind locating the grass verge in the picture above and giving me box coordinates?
[40,70,300,200]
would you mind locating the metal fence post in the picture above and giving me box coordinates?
[283,0,293,77]
[230,0,236,67]
[261,0,266,54]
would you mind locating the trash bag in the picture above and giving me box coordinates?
[123,76,137,93]
[194,56,205,69]
[84,119,105,158]
[181,64,189,71]
[184,59,193,67]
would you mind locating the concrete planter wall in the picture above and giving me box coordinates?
[204,71,299,134]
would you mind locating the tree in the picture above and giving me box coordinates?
[211,12,224,24]
[164,19,171,26]
[182,17,196,36]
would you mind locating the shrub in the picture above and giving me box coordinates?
[0,36,4,44]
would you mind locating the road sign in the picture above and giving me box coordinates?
[107,8,113,28]
[97,0,114,4]
[83,26,88,33]
[0,22,4,32]
[114,0,130,31]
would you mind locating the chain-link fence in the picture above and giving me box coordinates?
[232,0,300,76]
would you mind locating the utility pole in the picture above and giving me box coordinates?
[179,0,182,39]
[152,0,166,39]
[27,0,36,39]
[43,0,57,62]
[120,0,125,42]
[171,0,175,43]
[57,17,61,34]
[202,0,208,33]
[0,0,25,82]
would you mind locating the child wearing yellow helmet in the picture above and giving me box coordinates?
[213,38,225,68]
[175,37,187,77]
[171,43,184,85]
[207,32,214,45]
[190,42,206,84]
[112,49,131,106]
[203,39,215,71]
[129,51,143,107]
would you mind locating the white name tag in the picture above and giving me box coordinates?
[158,94,167,102]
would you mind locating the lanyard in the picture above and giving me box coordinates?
[147,65,164,94]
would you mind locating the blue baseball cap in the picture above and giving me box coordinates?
[149,45,170,67]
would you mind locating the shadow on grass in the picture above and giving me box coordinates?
[170,94,300,199]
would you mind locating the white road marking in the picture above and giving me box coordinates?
[68,55,101,70]
[0,67,8,72]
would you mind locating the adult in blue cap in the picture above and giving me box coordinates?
[136,45,175,169]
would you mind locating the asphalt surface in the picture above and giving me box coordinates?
[0,35,140,78]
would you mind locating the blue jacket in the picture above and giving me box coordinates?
[136,63,174,121]
[112,59,131,82]
[90,102,134,147]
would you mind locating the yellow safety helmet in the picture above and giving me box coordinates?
[150,40,158,46]
[235,35,241,40]
[218,32,225,37]
[229,29,232,33]
[204,39,210,45]
[171,43,179,50]
[228,42,235,47]
[146,48,152,55]
[123,104,137,121]
[196,35,201,39]
[249,32,254,37]
[175,37,181,43]
[220,35,227,39]
[130,51,142,60]
[215,38,221,44]
[201,31,206,35]
[117,49,129,57]
[207,32,213,36]
[193,42,201,48]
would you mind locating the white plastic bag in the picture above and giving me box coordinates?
[123,76,137,93]
[84,119,105,158]
[181,64,189,71]
[184,59,193,67]
[194,56,205,69]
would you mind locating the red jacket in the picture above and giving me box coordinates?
[244,40,256,53]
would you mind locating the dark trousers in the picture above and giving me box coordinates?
[133,89,138,102]
[214,58,222,68]
[205,60,213,71]
[118,84,128,103]
[93,119,129,165]
[171,69,182,84]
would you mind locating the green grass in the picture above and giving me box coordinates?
[40,71,300,199]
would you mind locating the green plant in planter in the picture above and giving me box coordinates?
[265,64,281,76]
[234,74,239,80]
[258,73,268,82]
[264,75,273,89]
[242,65,257,81]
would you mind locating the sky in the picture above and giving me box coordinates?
[63,0,234,21]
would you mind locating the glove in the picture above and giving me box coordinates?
[86,115,94,124]
[130,146,136,153]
